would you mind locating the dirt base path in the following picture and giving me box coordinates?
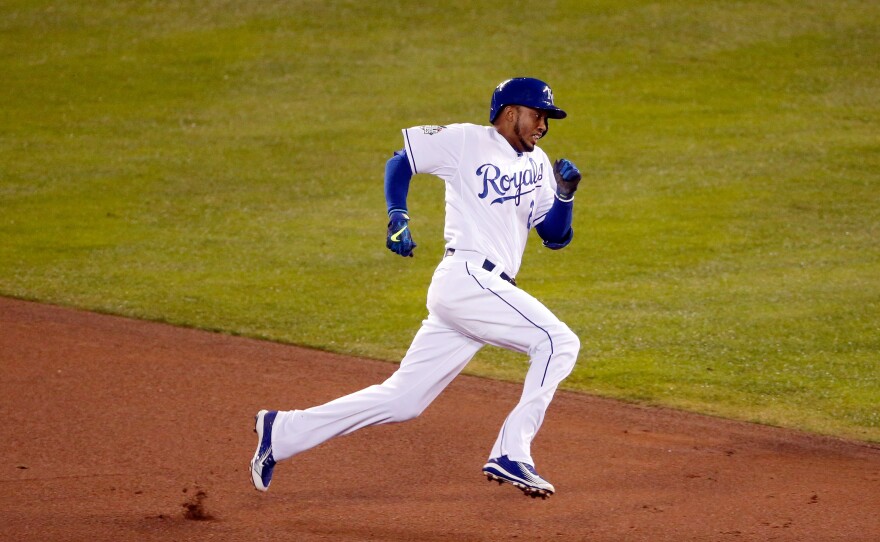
[1,297,878,541]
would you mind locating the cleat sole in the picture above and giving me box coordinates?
[484,472,552,498]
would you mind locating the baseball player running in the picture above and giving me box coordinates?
[251,77,582,499]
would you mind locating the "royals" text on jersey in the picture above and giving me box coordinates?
[476,158,544,206]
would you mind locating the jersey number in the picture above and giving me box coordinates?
[526,200,535,230]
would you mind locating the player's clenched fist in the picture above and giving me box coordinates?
[386,211,417,257]
[553,159,581,201]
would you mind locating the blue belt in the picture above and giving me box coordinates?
[445,249,517,286]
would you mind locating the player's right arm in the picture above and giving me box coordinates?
[384,150,417,257]
[385,124,465,258]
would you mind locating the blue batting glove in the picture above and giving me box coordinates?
[386,211,417,257]
[553,159,582,201]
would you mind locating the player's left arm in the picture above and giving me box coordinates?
[535,158,581,250]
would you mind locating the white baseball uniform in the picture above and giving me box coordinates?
[270,123,580,466]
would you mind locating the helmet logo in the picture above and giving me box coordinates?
[542,85,554,104]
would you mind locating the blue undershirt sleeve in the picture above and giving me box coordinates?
[535,197,574,250]
[384,149,413,217]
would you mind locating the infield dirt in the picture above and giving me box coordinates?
[1,296,878,541]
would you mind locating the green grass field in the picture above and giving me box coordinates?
[2,0,878,441]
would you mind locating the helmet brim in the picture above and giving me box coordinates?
[490,104,568,123]
[543,107,567,120]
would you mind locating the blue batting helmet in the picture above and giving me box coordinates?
[489,77,567,123]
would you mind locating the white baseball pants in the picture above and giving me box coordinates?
[270,249,580,466]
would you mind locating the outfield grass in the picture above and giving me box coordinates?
[1,0,878,441]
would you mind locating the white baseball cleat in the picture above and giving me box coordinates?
[482,455,555,499]
[250,410,278,491]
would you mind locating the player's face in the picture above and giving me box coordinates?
[511,106,548,153]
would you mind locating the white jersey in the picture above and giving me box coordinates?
[402,123,557,277]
